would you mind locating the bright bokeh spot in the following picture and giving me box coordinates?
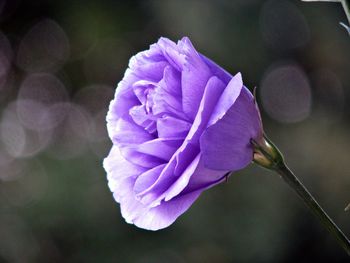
[16,19,70,72]
[260,63,312,123]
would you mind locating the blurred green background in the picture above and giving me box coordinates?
[0,0,349,262]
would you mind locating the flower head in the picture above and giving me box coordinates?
[104,37,263,230]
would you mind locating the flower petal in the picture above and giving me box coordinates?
[135,138,184,161]
[164,153,228,202]
[103,146,146,201]
[134,164,166,195]
[106,69,140,121]
[159,66,181,97]
[117,173,202,231]
[157,116,191,138]
[129,43,164,67]
[119,146,164,169]
[104,37,264,231]
[136,76,226,206]
[132,190,202,231]
[174,75,226,176]
[119,137,183,169]
[200,87,262,171]
[129,105,153,128]
[105,150,223,231]
[163,154,200,201]
[131,61,168,82]
[208,72,243,126]
[180,37,213,120]
[109,118,154,146]
[129,43,168,82]
[104,152,202,231]
[157,37,186,71]
[184,156,228,193]
[200,54,232,85]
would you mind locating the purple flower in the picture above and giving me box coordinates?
[103,37,263,230]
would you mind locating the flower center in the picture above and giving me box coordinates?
[129,82,158,134]
[144,88,155,114]
[130,78,188,136]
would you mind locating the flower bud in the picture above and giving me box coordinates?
[252,135,284,170]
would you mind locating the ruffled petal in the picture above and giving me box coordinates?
[179,37,213,120]
[208,72,243,126]
[117,177,149,224]
[174,76,226,176]
[165,154,228,202]
[131,66,187,125]
[134,164,166,195]
[104,149,203,231]
[105,147,223,231]
[136,76,226,206]
[156,116,191,138]
[159,66,181,97]
[119,146,164,169]
[156,37,186,71]
[117,172,202,230]
[134,138,183,161]
[163,154,200,201]
[103,146,146,201]
[106,68,141,122]
[108,118,154,146]
[129,105,153,128]
[129,43,164,67]
[119,137,183,168]
[200,54,232,85]
[132,190,202,231]
[129,43,168,82]
[131,61,168,82]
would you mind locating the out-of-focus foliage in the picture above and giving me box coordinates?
[0,0,349,262]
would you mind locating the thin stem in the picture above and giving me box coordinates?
[345,203,350,212]
[253,135,350,255]
[341,0,350,25]
[275,163,350,255]
[302,0,350,30]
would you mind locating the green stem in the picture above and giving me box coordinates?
[253,135,350,256]
[275,163,350,255]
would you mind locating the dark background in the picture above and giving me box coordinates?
[0,0,349,262]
